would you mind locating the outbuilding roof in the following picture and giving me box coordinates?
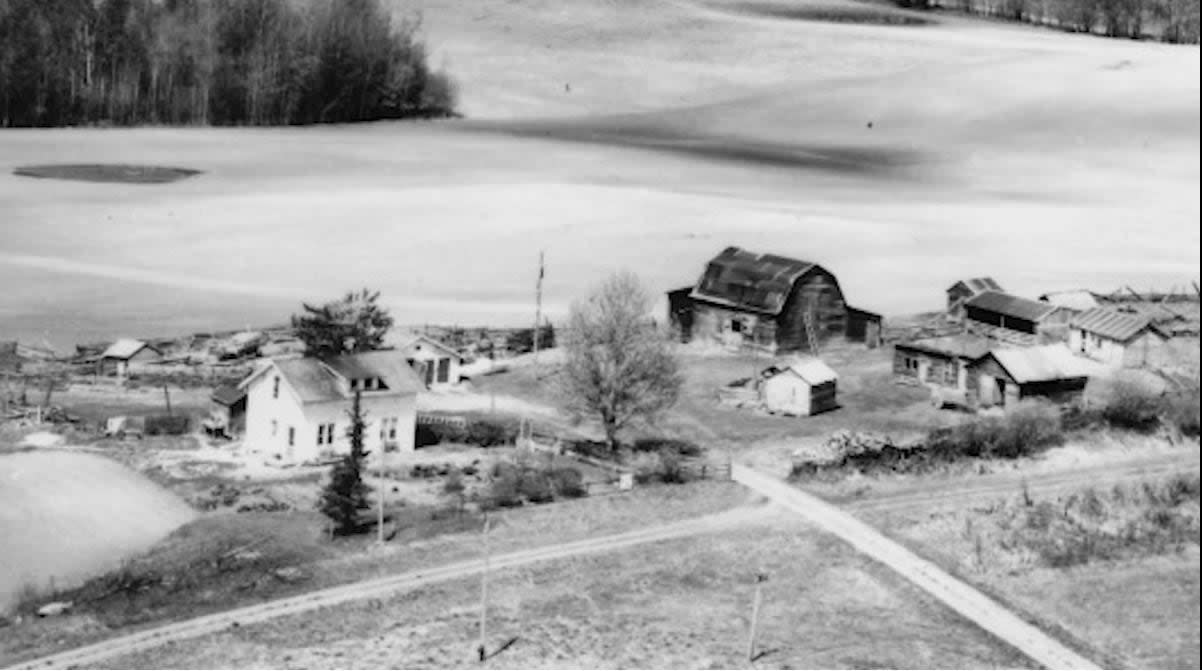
[978,344,1100,384]
[210,385,246,406]
[895,334,992,360]
[240,350,423,403]
[948,277,1003,294]
[100,338,159,360]
[964,291,1060,323]
[1039,290,1100,311]
[1071,307,1165,342]
[766,358,838,385]
[689,247,821,315]
[398,335,460,357]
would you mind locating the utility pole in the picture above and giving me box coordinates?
[533,250,544,366]
[377,437,387,543]
[478,513,491,662]
[163,384,172,417]
[747,573,768,663]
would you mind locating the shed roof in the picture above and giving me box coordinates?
[964,291,1059,323]
[1071,307,1164,342]
[948,277,1003,295]
[211,385,246,406]
[978,344,1099,384]
[689,246,820,315]
[101,338,158,360]
[1039,290,1100,311]
[398,335,460,357]
[766,358,838,385]
[896,334,992,360]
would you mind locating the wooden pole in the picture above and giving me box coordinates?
[533,251,544,366]
[747,573,767,662]
[478,513,491,662]
[163,385,172,417]
[377,460,386,544]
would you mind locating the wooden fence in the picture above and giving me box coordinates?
[416,412,469,429]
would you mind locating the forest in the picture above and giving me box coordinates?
[0,0,459,127]
[897,0,1199,42]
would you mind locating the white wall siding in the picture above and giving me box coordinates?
[244,364,311,463]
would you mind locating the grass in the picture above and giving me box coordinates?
[863,473,1201,669]
[0,480,753,665]
[98,522,1034,670]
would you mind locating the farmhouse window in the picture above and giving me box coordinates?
[287,426,295,447]
[271,420,278,437]
[380,417,398,440]
[437,358,450,383]
[273,376,280,399]
[317,423,335,445]
[944,364,957,385]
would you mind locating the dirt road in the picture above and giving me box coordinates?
[732,465,1101,670]
[6,507,762,670]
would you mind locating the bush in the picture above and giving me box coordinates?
[483,471,524,509]
[518,472,555,504]
[988,403,1063,459]
[1166,388,1200,437]
[632,437,703,457]
[1101,383,1164,433]
[466,417,520,447]
[657,448,692,484]
[144,414,190,436]
[548,467,587,498]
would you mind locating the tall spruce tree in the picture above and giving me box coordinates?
[318,390,372,535]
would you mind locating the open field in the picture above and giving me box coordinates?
[96,521,1034,670]
[1,0,1197,351]
[859,473,1201,669]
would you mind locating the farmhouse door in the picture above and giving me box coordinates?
[424,361,435,387]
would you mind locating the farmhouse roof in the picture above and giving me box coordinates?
[689,246,821,315]
[948,277,1003,295]
[100,338,159,360]
[244,350,423,403]
[978,344,1100,384]
[1039,290,1100,311]
[766,358,838,385]
[964,291,1059,323]
[1071,307,1166,342]
[895,334,992,360]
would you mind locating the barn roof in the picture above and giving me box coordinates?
[689,247,820,315]
[977,344,1100,384]
[1039,290,1100,311]
[964,291,1059,323]
[895,334,992,360]
[948,277,1003,294]
[1071,307,1165,342]
[100,338,158,360]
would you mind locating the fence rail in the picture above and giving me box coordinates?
[416,412,468,429]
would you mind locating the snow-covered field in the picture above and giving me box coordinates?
[0,0,1197,350]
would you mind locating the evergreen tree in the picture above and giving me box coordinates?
[292,288,394,358]
[318,390,372,535]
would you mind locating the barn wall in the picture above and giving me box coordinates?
[691,303,776,351]
[667,288,695,343]
[776,269,847,353]
[964,306,1038,335]
[809,380,838,415]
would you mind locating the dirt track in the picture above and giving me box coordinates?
[733,465,1102,670]
[5,507,763,670]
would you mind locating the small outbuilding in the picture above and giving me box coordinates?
[947,277,1004,319]
[893,334,992,392]
[760,358,839,417]
[205,385,248,438]
[963,291,1072,342]
[398,335,463,389]
[968,343,1099,408]
[98,339,161,377]
[1069,307,1172,370]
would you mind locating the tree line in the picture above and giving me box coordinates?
[897,0,1198,42]
[0,0,458,128]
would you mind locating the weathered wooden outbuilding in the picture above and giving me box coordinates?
[668,247,881,353]
[760,358,839,416]
[893,334,992,392]
[205,385,248,438]
[963,291,1072,343]
[968,344,1099,408]
[1069,307,1172,370]
[98,339,161,377]
[947,277,1003,319]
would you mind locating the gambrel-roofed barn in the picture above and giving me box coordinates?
[668,247,881,353]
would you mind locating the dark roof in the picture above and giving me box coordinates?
[964,291,1059,323]
[896,334,992,360]
[1071,307,1164,342]
[211,385,246,406]
[949,277,1003,295]
[689,246,820,315]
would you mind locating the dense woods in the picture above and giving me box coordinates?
[897,0,1199,42]
[0,0,458,127]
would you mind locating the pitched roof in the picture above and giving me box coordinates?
[210,385,246,406]
[1071,307,1164,342]
[896,334,992,360]
[247,350,424,403]
[979,344,1100,384]
[1039,290,1100,311]
[964,291,1059,323]
[949,277,1003,294]
[398,335,459,357]
[689,246,820,315]
[767,358,838,385]
[101,338,158,360]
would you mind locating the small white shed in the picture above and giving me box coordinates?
[398,335,463,389]
[760,358,839,417]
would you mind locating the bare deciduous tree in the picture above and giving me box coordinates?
[558,272,682,454]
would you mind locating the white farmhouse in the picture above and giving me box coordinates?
[398,335,463,389]
[1069,307,1172,370]
[239,351,422,464]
